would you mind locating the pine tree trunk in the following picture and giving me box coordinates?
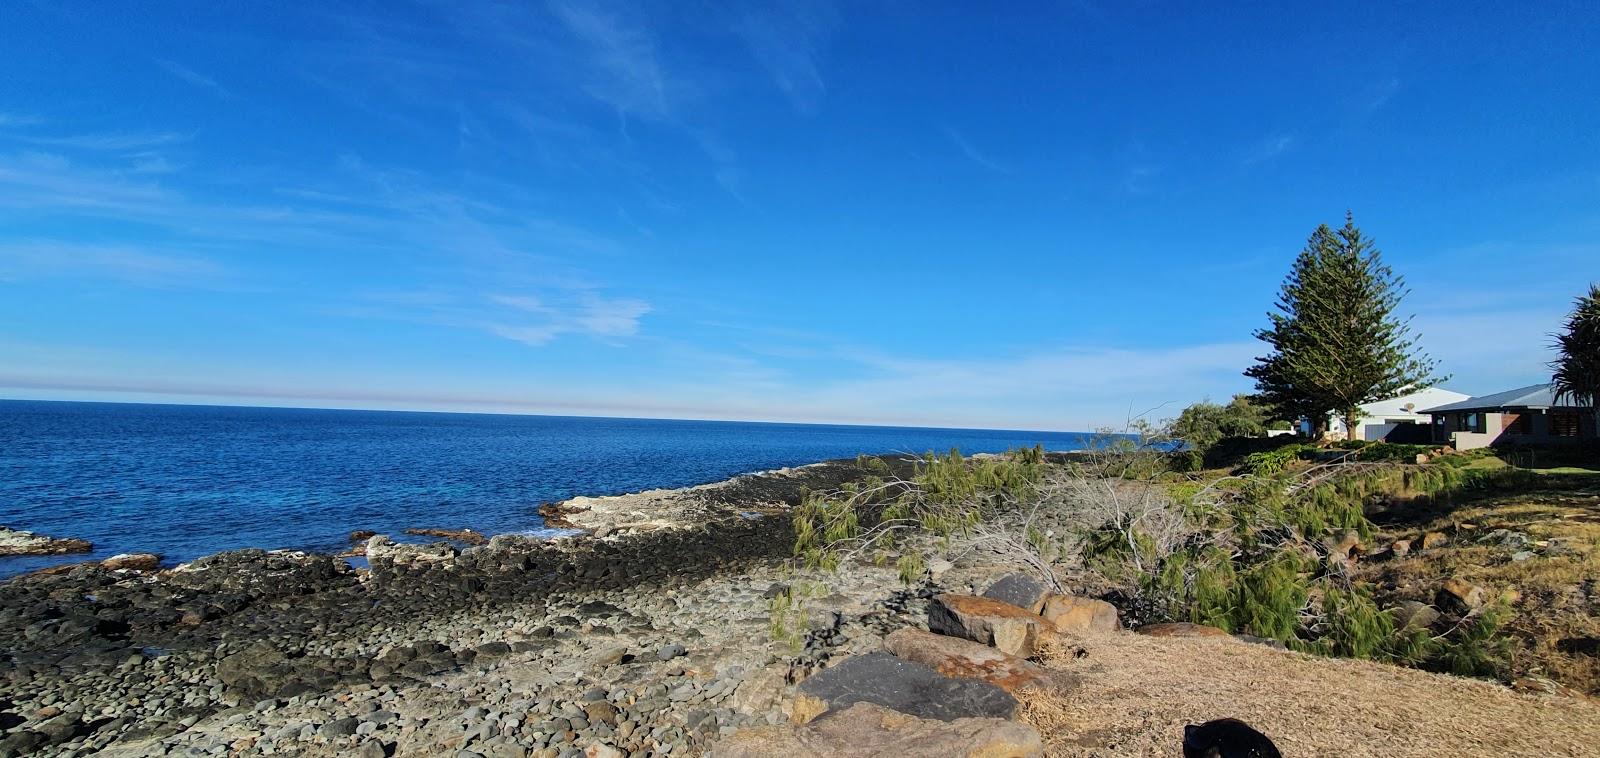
[1342,410,1362,442]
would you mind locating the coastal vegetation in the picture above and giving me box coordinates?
[1246,214,1443,437]
[1167,394,1286,452]
[787,220,1600,700]
[791,444,1599,693]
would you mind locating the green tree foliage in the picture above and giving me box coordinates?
[1246,213,1444,437]
[1551,283,1600,413]
[1170,394,1279,450]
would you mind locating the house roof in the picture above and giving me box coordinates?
[1422,383,1581,413]
[1357,387,1470,416]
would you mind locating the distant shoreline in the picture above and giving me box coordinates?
[2,401,1095,579]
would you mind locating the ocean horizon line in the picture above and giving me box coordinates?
[0,395,1091,437]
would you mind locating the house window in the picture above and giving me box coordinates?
[1456,413,1482,433]
[1550,412,1580,437]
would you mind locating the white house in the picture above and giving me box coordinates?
[1327,386,1471,442]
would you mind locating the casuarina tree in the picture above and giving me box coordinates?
[1551,284,1600,415]
[1246,213,1444,438]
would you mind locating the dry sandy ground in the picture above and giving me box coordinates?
[1024,631,1600,757]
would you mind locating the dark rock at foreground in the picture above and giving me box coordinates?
[981,573,1050,614]
[717,701,1043,758]
[791,652,1019,724]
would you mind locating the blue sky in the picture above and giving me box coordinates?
[2,1,1597,430]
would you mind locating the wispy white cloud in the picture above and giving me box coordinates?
[0,112,45,128]
[12,131,189,151]
[0,337,1259,430]
[356,288,653,347]
[1365,76,1402,112]
[487,291,651,345]
[731,1,836,115]
[1242,133,1296,165]
[547,0,678,121]
[157,59,234,99]
[778,341,1261,429]
[0,241,223,286]
[1121,164,1160,195]
[944,126,1011,174]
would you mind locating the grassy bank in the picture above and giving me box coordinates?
[794,442,1600,695]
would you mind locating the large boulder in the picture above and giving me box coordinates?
[1390,600,1440,631]
[883,628,1076,694]
[928,594,1054,656]
[981,574,1051,614]
[1040,595,1119,634]
[717,701,1042,758]
[1439,578,1487,612]
[101,553,162,572]
[366,537,458,568]
[791,652,1017,724]
[163,549,352,598]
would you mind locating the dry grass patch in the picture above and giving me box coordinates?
[1362,491,1600,694]
[1015,632,1600,757]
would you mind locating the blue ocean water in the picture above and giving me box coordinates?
[0,400,1094,578]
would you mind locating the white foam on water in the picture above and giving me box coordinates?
[512,527,585,540]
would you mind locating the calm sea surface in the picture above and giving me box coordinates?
[0,400,1093,578]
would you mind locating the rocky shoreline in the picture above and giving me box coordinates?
[0,457,957,757]
[10,454,1597,757]
[0,527,92,557]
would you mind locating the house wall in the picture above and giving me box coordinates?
[1441,409,1599,450]
[1451,412,1508,450]
[1331,387,1471,440]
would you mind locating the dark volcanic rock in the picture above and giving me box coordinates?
[163,549,354,599]
[981,574,1050,614]
[792,652,1018,724]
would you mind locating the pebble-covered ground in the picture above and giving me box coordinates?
[0,458,954,758]
[90,561,929,758]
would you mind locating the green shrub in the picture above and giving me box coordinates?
[1189,550,1238,631]
[1294,483,1372,541]
[855,453,891,474]
[1317,585,1394,659]
[1233,551,1309,641]
[1203,435,1306,470]
[1439,603,1513,678]
[1241,446,1304,476]
[1170,395,1277,451]
[1167,449,1205,473]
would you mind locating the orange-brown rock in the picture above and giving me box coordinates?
[929,594,1055,656]
[1040,595,1119,633]
[101,553,162,571]
[884,628,1077,694]
[538,501,587,528]
[1439,578,1486,611]
[1136,622,1231,638]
